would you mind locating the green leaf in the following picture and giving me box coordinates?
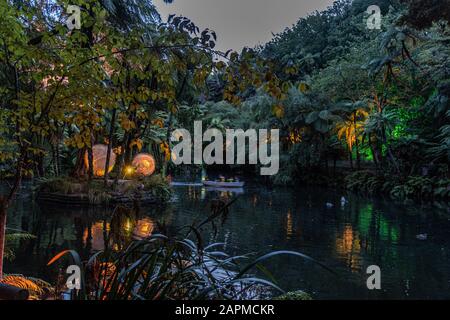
[305,111,319,124]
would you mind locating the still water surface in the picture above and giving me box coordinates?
[5,183,450,299]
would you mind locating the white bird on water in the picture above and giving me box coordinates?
[416,234,428,241]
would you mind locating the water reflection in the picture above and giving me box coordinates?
[82,222,107,251]
[285,209,294,241]
[80,216,155,252]
[5,184,450,299]
[135,217,155,238]
[335,225,361,272]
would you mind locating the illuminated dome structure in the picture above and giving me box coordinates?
[132,153,156,176]
[84,144,116,177]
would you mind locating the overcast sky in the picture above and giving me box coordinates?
[154,0,335,52]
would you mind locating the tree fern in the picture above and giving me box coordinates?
[4,230,36,261]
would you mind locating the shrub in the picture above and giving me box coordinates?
[35,176,84,194]
[345,171,450,200]
[141,174,172,201]
[345,171,384,194]
[274,290,313,300]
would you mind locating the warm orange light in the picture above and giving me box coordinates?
[84,144,116,177]
[286,209,293,239]
[125,166,134,175]
[132,153,156,176]
[134,218,154,238]
[83,222,110,251]
[124,219,133,233]
[335,225,361,270]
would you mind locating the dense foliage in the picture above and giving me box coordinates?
[0,0,307,280]
[1,0,449,297]
[199,0,450,200]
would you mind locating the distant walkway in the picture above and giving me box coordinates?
[171,182,203,187]
[327,160,376,170]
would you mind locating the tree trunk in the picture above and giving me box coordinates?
[163,111,173,176]
[349,149,354,170]
[104,108,117,187]
[162,75,186,176]
[71,149,86,178]
[113,132,130,186]
[381,127,400,174]
[333,156,337,175]
[369,140,379,169]
[355,139,361,170]
[387,147,401,174]
[114,152,125,186]
[0,198,7,279]
[51,144,58,176]
[87,146,94,181]
[123,133,133,167]
[354,113,361,170]
[37,153,45,177]
[0,154,24,280]
[56,137,61,176]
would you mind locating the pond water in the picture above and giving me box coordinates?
[4,182,450,300]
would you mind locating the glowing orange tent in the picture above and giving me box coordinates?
[84,144,116,177]
[132,153,156,176]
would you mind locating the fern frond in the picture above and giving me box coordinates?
[5,232,36,242]
[0,275,54,300]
